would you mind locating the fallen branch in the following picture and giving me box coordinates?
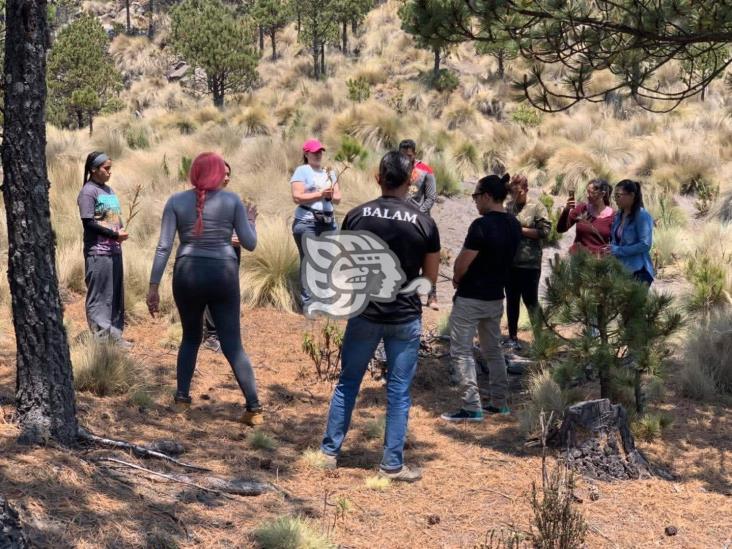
[95,457,275,498]
[96,457,235,499]
[78,427,210,472]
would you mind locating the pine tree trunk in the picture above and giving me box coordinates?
[2,0,78,446]
[211,75,225,108]
[270,29,277,61]
[89,113,94,137]
[125,0,131,33]
[312,36,320,79]
[320,42,325,78]
[433,47,441,80]
[147,0,155,38]
[497,50,505,79]
[342,20,347,54]
[76,109,84,129]
[701,86,706,102]
[258,25,264,52]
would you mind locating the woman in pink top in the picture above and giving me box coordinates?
[557,179,615,255]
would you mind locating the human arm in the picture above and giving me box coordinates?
[147,199,177,316]
[453,248,479,288]
[149,199,177,286]
[420,172,437,213]
[422,251,440,290]
[233,198,257,252]
[526,203,552,241]
[556,199,578,233]
[329,181,341,205]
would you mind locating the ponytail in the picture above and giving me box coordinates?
[189,152,227,236]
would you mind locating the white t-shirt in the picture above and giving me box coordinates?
[290,164,335,221]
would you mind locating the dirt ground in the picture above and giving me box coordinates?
[0,293,730,548]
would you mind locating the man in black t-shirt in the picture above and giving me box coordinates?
[320,151,440,482]
[441,174,522,422]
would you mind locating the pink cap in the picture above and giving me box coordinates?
[302,138,326,153]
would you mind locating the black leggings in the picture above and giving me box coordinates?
[505,267,541,339]
[172,256,260,410]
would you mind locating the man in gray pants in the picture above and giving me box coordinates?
[441,174,522,422]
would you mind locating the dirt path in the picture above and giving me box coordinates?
[0,298,728,547]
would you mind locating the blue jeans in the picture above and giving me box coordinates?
[292,218,337,305]
[321,316,422,471]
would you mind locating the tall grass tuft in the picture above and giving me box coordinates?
[431,154,461,197]
[71,335,141,396]
[252,516,335,549]
[520,369,567,435]
[680,310,732,400]
[241,217,299,312]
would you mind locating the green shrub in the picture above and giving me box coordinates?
[511,104,542,127]
[539,194,564,247]
[252,516,334,549]
[125,124,151,150]
[248,430,278,451]
[632,412,673,442]
[346,76,371,103]
[684,252,729,316]
[179,156,193,181]
[430,69,460,93]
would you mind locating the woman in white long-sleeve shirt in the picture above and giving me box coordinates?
[146,152,263,425]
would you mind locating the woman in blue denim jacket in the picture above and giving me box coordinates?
[609,180,655,285]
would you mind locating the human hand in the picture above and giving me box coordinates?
[231,235,241,248]
[117,229,129,242]
[565,198,576,210]
[321,188,334,201]
[146,285,160,317]
[246,203,258,224]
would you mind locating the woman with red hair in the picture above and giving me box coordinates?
[147,152,262,425]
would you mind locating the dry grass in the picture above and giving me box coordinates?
[240,217,300,312]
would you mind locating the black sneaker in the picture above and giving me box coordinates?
[203,335,221,353]
[440,409,484,422]
[482,404,511,415]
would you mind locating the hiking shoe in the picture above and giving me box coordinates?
[319,451,337,470]
[239,408,264,426]
[203,335,221,353]
[173,393,191,412]
[440,409,484,422]
[504,338,522,352]
[483,404,511,415]
[378,464,422,483]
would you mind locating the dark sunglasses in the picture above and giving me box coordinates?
[472,191,486,200]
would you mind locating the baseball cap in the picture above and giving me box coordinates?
[302,138,326,153]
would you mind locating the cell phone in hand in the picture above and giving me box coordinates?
[568,190,575,200]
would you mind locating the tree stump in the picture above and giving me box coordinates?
[0,497,29,548]
[551,399,655,481]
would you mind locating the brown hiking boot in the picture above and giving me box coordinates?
[378,464,423,483]
[239,408,264,426]
[173,394,191,413]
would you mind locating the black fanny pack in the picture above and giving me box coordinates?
[301,205,334,225]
